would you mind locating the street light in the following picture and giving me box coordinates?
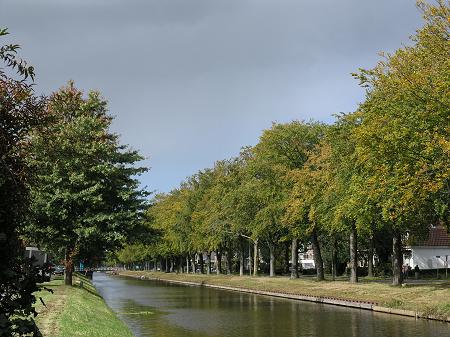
[436,256,440,279]
[445,255,449,279]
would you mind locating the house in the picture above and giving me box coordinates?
[298,247,316,270]
[405,225,450,270]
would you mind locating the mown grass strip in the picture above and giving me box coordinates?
[35,275,134,337]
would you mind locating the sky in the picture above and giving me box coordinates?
[0,0,423,194]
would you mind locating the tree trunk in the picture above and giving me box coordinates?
[284,242,290,274]
[253,239,259,276]
[226,248,232,274]
[178,256,183,273]
[349,223,358,283]
[368,236,374,278]
[392,231,403,286]
[331,237,337,281]
[165,257,168,272]
[199,252,204,274]
[216,251,221,275]
[186,255,190,273]
[248,241,253,276]
[239,239,245,276]
[218,251,223,274]
[311,229,324,281]
[64,246,74,286]
[269,243,275,277]
[207,252,211,275]
[291,238,299,279]
[191,254,196,273]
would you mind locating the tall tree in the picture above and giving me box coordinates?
[27,83,147,285]
[321,116,363,284]
[285,143,332,281]
[250,121,326,277]
[352,1,450,285]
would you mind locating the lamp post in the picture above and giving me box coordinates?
[436,256,440,279]
[446,255,448,279]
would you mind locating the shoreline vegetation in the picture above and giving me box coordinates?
[117,270,450,322]
[34,274,134,337]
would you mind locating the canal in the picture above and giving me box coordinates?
[93,273,448,337]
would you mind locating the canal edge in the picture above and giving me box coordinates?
[118,273,450,323]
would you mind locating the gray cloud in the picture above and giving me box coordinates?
[1,0,422,192]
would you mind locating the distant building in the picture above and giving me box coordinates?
[404,225,450,270]
[298,247,315,270]
[24,246,48,266]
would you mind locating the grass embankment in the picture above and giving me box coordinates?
[119,270,450,320]
[35,274,134,337]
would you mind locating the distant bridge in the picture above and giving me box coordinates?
[75,266,117,272]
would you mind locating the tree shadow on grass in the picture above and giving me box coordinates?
[402,282,450,290]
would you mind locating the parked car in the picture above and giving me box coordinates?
[53,265,65,275]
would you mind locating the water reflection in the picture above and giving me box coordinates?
[93,273,448,337]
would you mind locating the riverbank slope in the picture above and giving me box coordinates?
[35,274,134,337]
[118,270,450,322]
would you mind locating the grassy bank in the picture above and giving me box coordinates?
[119,270,450,320]
[34,274,134,337]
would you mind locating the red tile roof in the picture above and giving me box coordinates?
[414,225,450,247]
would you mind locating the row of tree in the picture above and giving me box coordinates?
[0,35,147,337]
[115,1,449,286]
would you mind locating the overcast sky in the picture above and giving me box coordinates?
[1,0,422,193]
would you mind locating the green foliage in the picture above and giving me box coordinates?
[284,140,331,236]
[148,189,192,256]
[116,243,152,265]
[193,157,250,250]
[250,121,326,242]
[0,29,47,337]
[352,0,450,231]
[26,83,148,273]
[0,28,35,81]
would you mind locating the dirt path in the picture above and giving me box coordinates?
[36,285,68,337]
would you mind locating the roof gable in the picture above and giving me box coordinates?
[412,225,450,247]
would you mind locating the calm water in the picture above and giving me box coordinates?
[93,273,448,337]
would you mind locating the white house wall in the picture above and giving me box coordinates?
[411,247,450,270]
